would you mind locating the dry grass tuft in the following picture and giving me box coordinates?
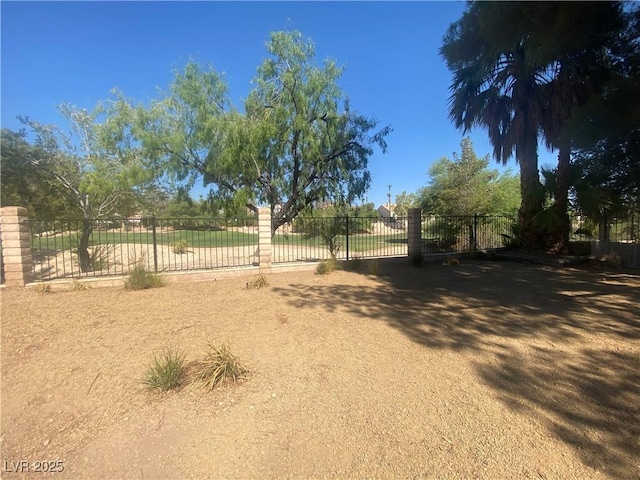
[193,342,248,391]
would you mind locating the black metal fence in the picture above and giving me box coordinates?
[421,214,515,253]
[30,216,258,281]
[570,210,640,268]
[272,216,408,263]
[570,211,640,243]
[19,209,640,282]
[37,212,623,281]
[28,213,519,281]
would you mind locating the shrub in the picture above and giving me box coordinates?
[90,244,114,271]
[193,342,248,391]
[172,239,189,255]
[301,217,346,259]
[124,264,164,290]
[501,223,522,249]
[411,252,424,267]
[33,283,51,294]
[69,279,90,291]
[316,258,339,275]
[143,347,186,391]
[246,275,269,289]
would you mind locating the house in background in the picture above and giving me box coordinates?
[377,204,395,218]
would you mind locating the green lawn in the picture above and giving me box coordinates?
[32,229,408,254]
[32,229,260,251]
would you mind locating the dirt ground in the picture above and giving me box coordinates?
[1,259,639,479]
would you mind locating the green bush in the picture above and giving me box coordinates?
[501,223,522,249]
[143,347,186,391]
[90,244,113,271]
[172,239,189,254]
[124,264,164,290]
[316,258,339,275]
[193,342,248,391]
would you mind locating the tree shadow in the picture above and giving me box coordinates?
[271,259,640,477]
[274,260,638,351]
[477,347,639,479]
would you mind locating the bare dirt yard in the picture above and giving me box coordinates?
[1,259,639,479]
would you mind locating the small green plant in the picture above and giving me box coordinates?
[90,244,114,271]
[125,264,164,290]
[69,279,90,291]
[193,342,248,391]
[411,252,424,267]
[143,347,186,391]
[33,283,51,294]
[501,223,522,249]
[246,275,269,289]
[316,258,339,275]
[302,217,346,259]
[172,239,189,255]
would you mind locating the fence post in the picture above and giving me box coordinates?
[473,214,478,251]
[258,208,272,274]
[345,216,350,261]
[0,206,33,287]
[407,208,422,256]
[151,216,158,273]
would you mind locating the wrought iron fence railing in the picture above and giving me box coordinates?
[273,216,408,263]
[569,211,640,243]
[421,214,515,253]
[30,216,258,281]
[28,213,569,281]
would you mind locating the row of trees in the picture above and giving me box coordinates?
[441,1,640,252]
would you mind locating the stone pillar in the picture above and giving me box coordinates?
[0,206,33,287]
[407,208,422,256]
[257,207,272,274]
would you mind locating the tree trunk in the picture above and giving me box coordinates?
[546,144,571,254]
[78,219,93,273]
[518,134,543,249]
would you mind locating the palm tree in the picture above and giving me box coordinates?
[440,2,625,250]
[441,3,549,248]
[535,3,625,253]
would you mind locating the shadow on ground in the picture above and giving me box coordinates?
[477,345,639,479]
[272,259,640,479]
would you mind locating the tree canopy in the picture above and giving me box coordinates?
[419,138,520,217]
[108,30,391,235]
[18,103,159,271]
[1,129,74,218]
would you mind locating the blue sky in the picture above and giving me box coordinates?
[1,1,555,208]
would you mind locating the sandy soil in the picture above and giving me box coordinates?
[1,259,639,479]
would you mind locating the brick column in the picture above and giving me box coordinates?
[407,208,422,256]
[0,206,33,286]
[257,207,272,274]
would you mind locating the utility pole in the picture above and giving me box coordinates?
[387,184,392,216]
